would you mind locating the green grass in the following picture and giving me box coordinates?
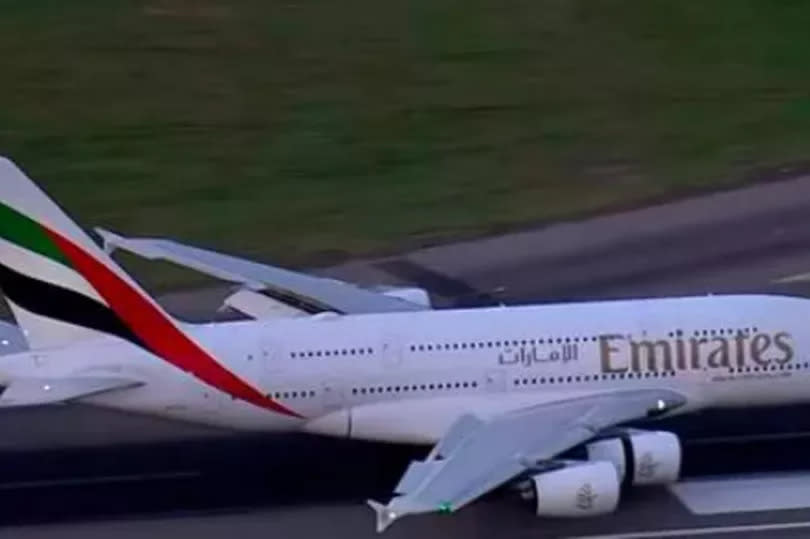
[3,1,810,290]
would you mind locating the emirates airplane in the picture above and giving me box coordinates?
[0,156,807,533]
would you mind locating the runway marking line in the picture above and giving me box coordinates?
[0,470,200,490]
[565,520,810,538]
[773,271,810,283]
[685,430,810,445]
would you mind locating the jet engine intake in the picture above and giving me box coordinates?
[586,429,681,486]
[520,461,620,517]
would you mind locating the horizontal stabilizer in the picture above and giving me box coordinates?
[0,376,143,407]
[0,320,28,355]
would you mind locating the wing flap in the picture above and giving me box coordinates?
[432,413,484,459]
[223,288,307,319]
[0,376,143,407]
[395,460,446,495]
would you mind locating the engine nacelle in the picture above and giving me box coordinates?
[524,461,620,517]
[586,430,681,486]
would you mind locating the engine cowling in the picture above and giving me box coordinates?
[523,461,620,517]
[586,430,681,486]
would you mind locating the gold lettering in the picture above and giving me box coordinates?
[773,332,794,364]
[675,337,687,371]
[600,335,627,373]
[707,337,730,368]
[688,338,705,370]
[630,339,671,372]
[734,332,748,368]
[750,333,772,366]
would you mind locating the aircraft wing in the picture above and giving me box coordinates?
[94,229,427,315]
[0,376,143,407]
[368,389,686,532]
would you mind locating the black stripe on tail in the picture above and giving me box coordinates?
[0,262,146,349]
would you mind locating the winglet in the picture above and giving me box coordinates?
[94,227,124,255]
[94,227,165,260]
[367,499,398,533]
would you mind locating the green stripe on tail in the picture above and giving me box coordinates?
[0,202,71,268]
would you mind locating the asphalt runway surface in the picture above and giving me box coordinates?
[8,175,810,537]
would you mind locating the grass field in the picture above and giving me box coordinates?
[2,1,810,289]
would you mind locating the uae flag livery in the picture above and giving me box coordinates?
[0,202,146,348]
[0,158,300,418]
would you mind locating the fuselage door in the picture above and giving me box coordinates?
[484,370,506,392]
[199,386,225,414]
[260,334,285,376]
[381,335,402,368]
[321,379,344,410]
[162,375,223,420]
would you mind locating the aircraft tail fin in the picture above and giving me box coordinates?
[0,157,160,349]
[0,157,301,417]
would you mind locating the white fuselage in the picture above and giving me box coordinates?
[3,294,809,444]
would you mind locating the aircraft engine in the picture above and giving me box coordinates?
[519,461,620,517]
[586,430,681,486]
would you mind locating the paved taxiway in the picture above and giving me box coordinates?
[5,433,810,539]
[7,171,810,536]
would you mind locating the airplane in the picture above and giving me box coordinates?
[0,320,27,354]
[0,156,808,533]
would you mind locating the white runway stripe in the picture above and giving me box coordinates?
[565,520,810,538]
[670,472,810,515]
[773,271,810,283]
[686,431,810,445]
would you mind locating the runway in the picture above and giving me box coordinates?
[6,173,810,537]
[7,435,810,538]
[4,432,810,538]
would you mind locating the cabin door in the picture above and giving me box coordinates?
[484,370,506,392]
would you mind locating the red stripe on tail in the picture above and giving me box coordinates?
[46,229,301,418]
